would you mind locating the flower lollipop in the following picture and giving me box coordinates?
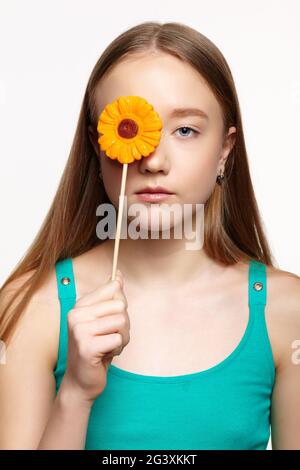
[97,95,163,280]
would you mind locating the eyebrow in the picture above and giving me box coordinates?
[169,107,209,120]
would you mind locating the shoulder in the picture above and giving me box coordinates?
[1,243,109,370]
[265,264,300,370]
[230,260,300,370]
[264,265,300,449]
[0,266,61,370]
[266,264,300,321]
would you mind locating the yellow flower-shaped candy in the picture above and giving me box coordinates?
[97,95,163,164]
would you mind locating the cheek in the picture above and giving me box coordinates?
[172,131,222,203]
[177,153,218,204]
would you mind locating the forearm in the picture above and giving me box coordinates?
[37,379,93,450]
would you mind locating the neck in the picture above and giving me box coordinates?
[103,236,222,289]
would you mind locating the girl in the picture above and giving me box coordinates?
[0,21,299,451]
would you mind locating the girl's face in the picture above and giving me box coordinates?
[89,52,236,228]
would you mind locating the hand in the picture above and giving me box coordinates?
[61,269,130,404]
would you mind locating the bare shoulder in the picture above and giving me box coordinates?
[265,264,300,370]
[0,266,61,370]
[266,264,300,320]
[1,243,110,372]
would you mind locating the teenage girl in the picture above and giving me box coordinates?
[0,22,299,450]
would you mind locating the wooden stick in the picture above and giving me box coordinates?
[111,163,128,281]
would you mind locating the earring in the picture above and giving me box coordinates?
[216,169,225,185]
[99,170,103,180]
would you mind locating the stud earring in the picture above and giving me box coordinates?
[216,170,225,185]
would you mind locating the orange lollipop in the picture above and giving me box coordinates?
[97,95,163,280]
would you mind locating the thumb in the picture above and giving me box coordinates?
[115,270,124,288]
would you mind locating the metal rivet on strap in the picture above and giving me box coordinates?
[61,277,71,285]
[253,281,263,291]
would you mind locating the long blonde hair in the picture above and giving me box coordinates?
[0,21,276,347]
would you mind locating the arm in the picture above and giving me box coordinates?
[37,376,92,450]
[0,272,93,450]
[270,274,300,449]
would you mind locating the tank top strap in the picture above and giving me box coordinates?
[53,257,77,382]
[55,257,77,300]
[248,259,266,307]
[247,259,275,385]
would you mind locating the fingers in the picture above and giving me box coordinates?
[71,312,130,364]
[75,270,126,308]
[74,314,130,359]
[89,333,125,360]
[75,313,129,338]
[69,298,128,324]
[114,269,124,289]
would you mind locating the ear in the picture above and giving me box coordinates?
[219,126,236,168]
[88,124,101,157]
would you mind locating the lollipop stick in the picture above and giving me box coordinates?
[111,162,128,281]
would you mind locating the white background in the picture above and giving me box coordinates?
[0,0,300,449]
[1,0,299,282]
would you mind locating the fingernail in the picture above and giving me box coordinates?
[114,273,122,286]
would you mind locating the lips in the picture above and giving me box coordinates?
[135,186,174,203]
[135,186,173,194]
[135,193,174,202]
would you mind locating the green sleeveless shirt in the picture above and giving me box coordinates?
[53,258,275,450]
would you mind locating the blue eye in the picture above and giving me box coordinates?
[175,126,200,138]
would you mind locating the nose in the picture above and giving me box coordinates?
[138,138,170,175]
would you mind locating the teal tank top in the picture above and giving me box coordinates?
[53,258,276,450]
